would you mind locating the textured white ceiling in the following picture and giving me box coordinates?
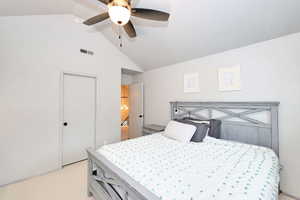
[2,0,300,70]
[80,0,300,70]
[0,0,73,16]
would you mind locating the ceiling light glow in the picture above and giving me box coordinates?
[108,6,131,26]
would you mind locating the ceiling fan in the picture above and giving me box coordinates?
[83,0,170,38]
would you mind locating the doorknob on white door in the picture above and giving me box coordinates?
[63,122,68,126]
[139,115,143,118]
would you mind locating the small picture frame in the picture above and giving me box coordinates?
[184,73,200,93]
[218,65,241,91]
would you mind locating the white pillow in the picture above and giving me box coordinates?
[164,120,196,143]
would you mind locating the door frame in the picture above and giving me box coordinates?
[59,71,98,167]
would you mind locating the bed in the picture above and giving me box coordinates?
[87,101,280,200]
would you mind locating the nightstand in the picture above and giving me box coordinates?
[143,124,166,136]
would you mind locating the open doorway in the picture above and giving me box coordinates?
[121,69,143,141]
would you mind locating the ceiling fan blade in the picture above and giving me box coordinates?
[123,21,136,38]
[83,12,109,25]
[97,0,109,4]
[131,8,170,21]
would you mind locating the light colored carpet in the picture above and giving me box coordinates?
[0,161,294,200]
[0,161,93,200]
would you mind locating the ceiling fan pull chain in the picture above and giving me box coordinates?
[119,34,123,48]
[118,26,123,48]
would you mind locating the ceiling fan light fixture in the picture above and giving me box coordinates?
[83,0,170,38]
[108,5,131,26]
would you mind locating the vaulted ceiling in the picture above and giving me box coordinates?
[0,0,72,16]
[2,0,300,70]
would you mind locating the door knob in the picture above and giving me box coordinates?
[139,115,143,118]
[63,122,68,126]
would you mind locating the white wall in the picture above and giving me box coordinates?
[0,14,141,186]
[121,73,142,85]
[141,33,300,197]
[121,74,133,85]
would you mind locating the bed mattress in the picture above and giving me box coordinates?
[97,133,279,200]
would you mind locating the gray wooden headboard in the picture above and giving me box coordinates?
[170,101,280,156]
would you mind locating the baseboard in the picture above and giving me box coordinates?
[282,192,300,200]
[0,166,62,188]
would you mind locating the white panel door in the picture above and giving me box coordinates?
[62,73,96,166]
[129,83,143,139]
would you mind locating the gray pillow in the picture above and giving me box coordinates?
[183,118,222,139]
[175,119,210,142]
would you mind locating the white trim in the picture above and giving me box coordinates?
[282,192,300,200]
[59,71,98,167]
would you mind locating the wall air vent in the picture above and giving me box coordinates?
[80,49,94,55]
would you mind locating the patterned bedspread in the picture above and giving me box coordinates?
[98,133,279,200]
